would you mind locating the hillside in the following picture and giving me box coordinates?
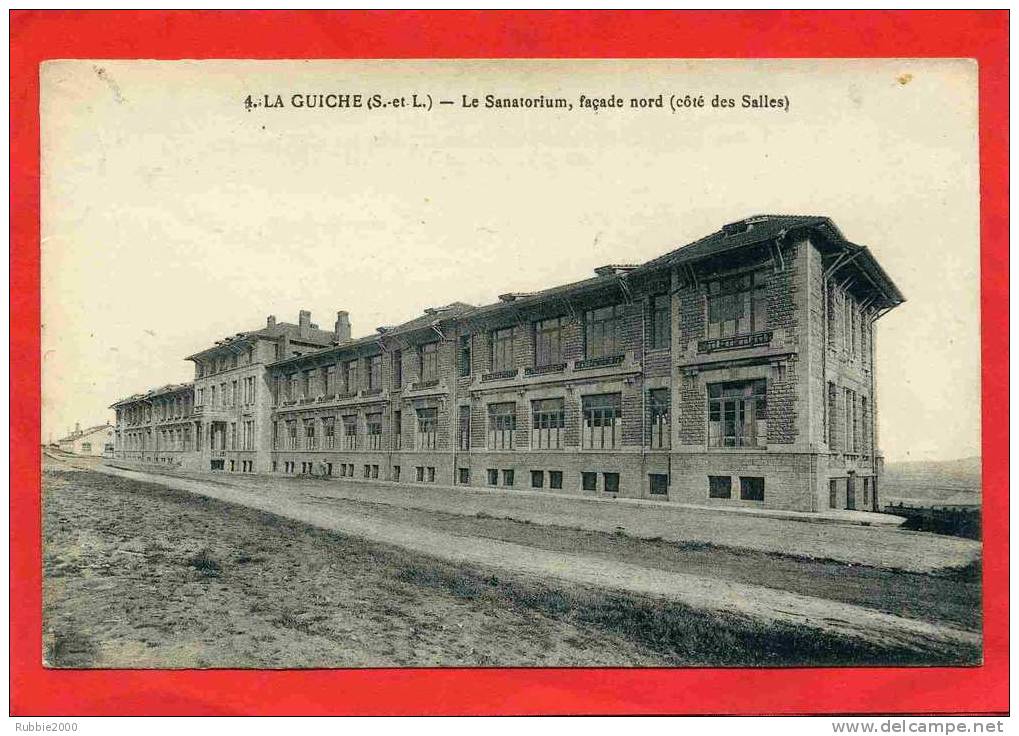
[882,456,981,506]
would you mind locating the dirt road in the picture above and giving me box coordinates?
[100,457,979,573]
[60,457,980,655]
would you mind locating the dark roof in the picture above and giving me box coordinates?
[266,303,477,370]
[110,381,193,408]
[58,423,112,442]
[466,274,621,321]
[631,215,904,307]
[186,321,335,362]
[263,214,903,373]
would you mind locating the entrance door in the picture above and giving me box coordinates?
[846,473,856,510]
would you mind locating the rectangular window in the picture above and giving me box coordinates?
[531,398,565,450]
[324,366,336,395]
[419,342,438,383]
[584,305,623,359]
[427,467,435,483]
[366,412,383,450]
[531,470,544,488]
[487,402,516,450]
[706,272,768,339]
[345,361,358,393]
[416,466,425,482]
[364,464,371,479]
[302,371,313,399]
[393,466,400,482]
[844,388,857,454]
[740,476,765,501]
[305,420,316,450]
[392,350,403,388]
[829,479,838,508]
[287,374,297,401]
[491,327,515,372]
[581,472,598,492]
[827,381,838,449]
[649,473,669,495]
[648,388,670,449]
[368,355,382,390]
[343,415,357,450]
[457,467,470,484]
[393,410,402,450]
[534,317,565,367]
[372,465,379,479]
[324,417,335,449]
[582,393,621,449]
[707,379,767,448]
[708,475,732,498]
[458,405,471,451]
[416,407,437,449]
[603,472,620,493]
[549,470,563,489]
[487,468,498,486]
[861,397,869,455]
[286,421,297,449]
[244,420,254,450]
[326,462,333,476]
[459,335,472,377]
[650,293,671,349]
[502,469,514,487]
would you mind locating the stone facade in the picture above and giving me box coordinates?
[111,215,903,513]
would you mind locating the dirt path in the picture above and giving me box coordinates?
[96,457,979,574]
[69,457,980,654]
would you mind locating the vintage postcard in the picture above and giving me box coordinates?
[39,57,981,674]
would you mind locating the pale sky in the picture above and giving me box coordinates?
[40,59,979,462]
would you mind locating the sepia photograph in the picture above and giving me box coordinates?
[38,56,982,674]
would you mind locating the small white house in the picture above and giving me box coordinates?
[57,423,115,457]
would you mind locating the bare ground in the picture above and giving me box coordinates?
[42,459,982,668]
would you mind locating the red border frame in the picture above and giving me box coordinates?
[10,10,1008,716]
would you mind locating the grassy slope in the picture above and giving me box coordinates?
[43,466,981,668]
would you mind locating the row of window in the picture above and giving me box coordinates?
[268,378,771,453]
[268,273,777,398]
[708,475,765,501]
[829,286,870,360]
[257,461,762,503]
[196,377,257,410]
[826,382,869,455]
[118,397,191,426]
[277,356,384,403]
[195,349,255,378]
[270,295,672,396]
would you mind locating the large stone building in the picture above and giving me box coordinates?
[111,215,903,512]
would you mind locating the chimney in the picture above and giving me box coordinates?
[267,315,276,329]
[299,310,311,338]
[334,311,351,342]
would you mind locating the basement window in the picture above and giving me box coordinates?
[502,469,514,487]
[603,472,620,493]
[649,473,669,496]
[458,467,470,484]
[549,471,563,490]
[581,472,597,492]
[708,475,732,499]
[531,470,544,488]
[487,468,498,486]
[740,476,765,502]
